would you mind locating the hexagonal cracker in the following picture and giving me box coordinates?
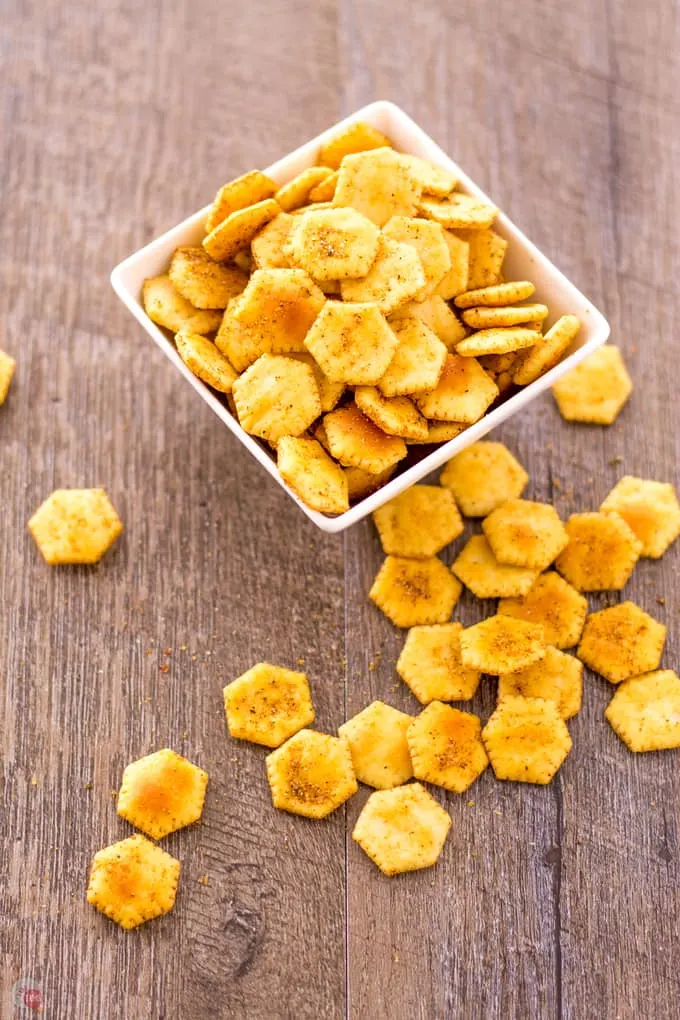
[452,534,538,598]
[304,301,398,385]
[407,701,488,793]
[143,275,222,335]
[323,404,407,473]
[370,555,462,628]
[482,499,569,571]
[482,695,572,784]
[344,464,396,502]
[498,646,583,720]
[175,331,238,393]
[117,749,208,839]
[265,729,357,819]
[513,314,580,386]
[605,670,680,752]
[453,228,507,289]
[378,316,447,397]
[318,121,393,170]
[391,295,468,350]
[434,231,470,300]
[286,206,380,281]
[555,511,642,591]
[341,235,426,314]
[600,475,680,559]
[415,354,498,424]
[498,572,588,649]
[397,623,481,703]
[285,352,345,412]
[460,616,546,674]
[275,167,335,212]
[577,601,666,684]
[251,212,295,269]
[232,353,321,445]
[205,170,277,233]
[28,488,123,565]
[372,485,463,558]
[354,386,428,441]
[440,441,528,517]
[338,700,414,789]
[168,246,248,309]
[223,662,316,747]
[383,215,451,298]
[396,154,457,197]
[419,193,498,230]
[552,345,632,424]
[333,147,422,226]
[230,268,326,355]
[203,198,281,262]
[352,782,451,875]
[87,834,180,930]
[278,436,349,515]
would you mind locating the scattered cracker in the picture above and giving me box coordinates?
[577,601,666,684]
[370,555,462,628]
[555,511,642,591]
[352,782,451,875]
[339,701,414,789]
[452,534,538,598]
[482,696,572,784]
[117,749,208,839]
[600,475,680,559]
[498,646,583,720]
[482,499,569,571]
[498,572,588,649]
[223,662,315,747]
[87,834,180,930]
[605,671,680,753]
[440,442,528,517]
[28,488,123,566]
[396,623,481,703]
[373,485,463,558]
[552,345,632,424]
[460,616,546,674]
[407,702,488,793]
[266,729,357,819]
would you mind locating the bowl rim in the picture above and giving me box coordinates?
[111,99,610,534]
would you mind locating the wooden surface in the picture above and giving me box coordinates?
[1,1,679,1017]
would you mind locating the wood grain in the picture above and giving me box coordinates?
[1,0,679,1018]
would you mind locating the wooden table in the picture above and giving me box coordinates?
[2,1,679,1017]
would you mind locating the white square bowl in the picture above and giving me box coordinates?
[111,100,609,533]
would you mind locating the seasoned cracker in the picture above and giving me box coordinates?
[379,316,447,397]
[232,353,321,444]
[341,235,426,314]
[372,485,463,558]
[460,615,546,674]
[434,230,470,300]
[455,281,535,309]
[304,301,398,385]
[143,275,222,335]
[215,306,267,372]
[451,534,538,598]
[287,206,380,281]
[339,701,414,789]
[354,386,428,440]
[223,662,315,747]
[407,702,488,793]
[552,345,632,424]
[345,464,395,502]
[498,646,583,720]
[408,420,468,444]
[482,695,572,784]
[577,601,666,684]
[0,350,16,405]
[28,488,123,566]
[168,246,248,309]
[461,304,548,329]
[383,215,451,298]
[600,475,680,559]
[266,729,357,819]
[286,352,345,412]
[276,167,335,211]
[333,147,422,226]
[370,555,462,627]
[175,330,237,393]
[117,748,208,839]
[205,170,277,233]
[454,229,507,289]
[440,441,528,517]
[396,622,481,703]
[455,327,540,358]
[278,436,349,515]
[396,154,457,197]
[203,198,281,262]
[251,212,295,269]
[498,572,588,649]
[231,268,326,355]
[308,170,339,202]
[555,511,642,591]
[513,314,580,385]
[323,404,407,473]
[482,499,569,571]
[605,670,680,753]
[391,295,467,350]
[415,354,498,423]
[318,121,393,169]
[353,782,451,875]
[87,834,180,930]
[420,192,498,230]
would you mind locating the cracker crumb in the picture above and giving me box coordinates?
[656,596,666,606]
[160,663,170,673]
[198,875,210,886]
